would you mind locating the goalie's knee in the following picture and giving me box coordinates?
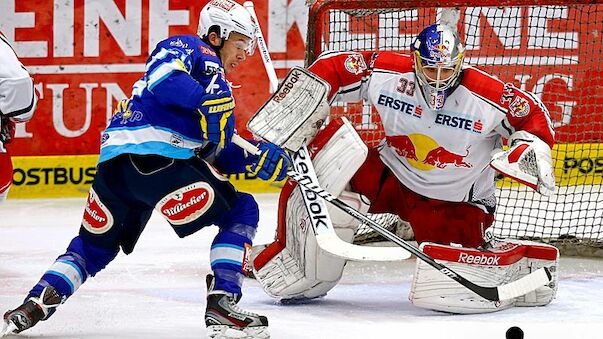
[409,240,559,314]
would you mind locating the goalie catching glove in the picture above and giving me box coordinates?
[197,93,235,149]
[490,130,555,196]
[246,141,288,182]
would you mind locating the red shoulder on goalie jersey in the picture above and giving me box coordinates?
[252,23,559,314]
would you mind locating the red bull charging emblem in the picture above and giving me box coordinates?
[344,54,367,75]
[386,134,472,170]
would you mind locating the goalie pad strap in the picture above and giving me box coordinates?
[421,242,558,265]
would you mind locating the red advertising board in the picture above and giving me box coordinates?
[3,1,602,159]
[5,0,308,156]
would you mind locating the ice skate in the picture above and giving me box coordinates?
[205,274,269,339]
[1,286,62,337]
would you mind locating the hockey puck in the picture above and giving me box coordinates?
[505,326,524,339]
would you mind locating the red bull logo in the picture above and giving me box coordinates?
[344,54,367,75]
[429,43,451,59]
[509,96,531,118]
[387,134,472,170]
[386,135,418,161]
[423,146,472,169]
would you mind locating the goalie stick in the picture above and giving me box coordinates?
[234,134,410,261]
[232,135,552,301]
[237,66,409,261]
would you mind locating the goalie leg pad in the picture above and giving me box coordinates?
[409,240,558,314]
[252,118,368,300]
[508,239,559,307]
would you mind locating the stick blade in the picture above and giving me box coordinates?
[316,233,411,261]
[497,267,552,301]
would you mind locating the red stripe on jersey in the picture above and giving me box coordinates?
[461,67,505,108]
[372,52,414,74]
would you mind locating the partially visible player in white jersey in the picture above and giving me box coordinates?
[0,32,37,202]
[252,23,559,314]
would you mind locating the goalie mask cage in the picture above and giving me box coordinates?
[306,0,603,257]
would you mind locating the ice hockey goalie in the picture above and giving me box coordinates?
[251,116,559,313]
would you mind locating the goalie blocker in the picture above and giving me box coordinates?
[410,239,558,313]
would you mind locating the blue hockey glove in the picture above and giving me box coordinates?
[197,93,235,148]
[246,142,289,182]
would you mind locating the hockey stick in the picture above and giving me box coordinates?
[243,1,279,93]
[234,134,410,261]
[234,133,552,301]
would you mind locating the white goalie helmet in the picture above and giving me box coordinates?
[197,0,258,55]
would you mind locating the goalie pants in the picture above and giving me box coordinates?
[26,154,259,312]
[350,148,494,248]
[0,150,12,202]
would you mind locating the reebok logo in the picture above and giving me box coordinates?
[292,148,332,231]
[458,252,500,265]
[273,69,301,103]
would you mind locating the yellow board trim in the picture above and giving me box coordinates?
[8,154,284,199]
[8,143,601,198]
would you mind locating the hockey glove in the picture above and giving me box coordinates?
[490,131,555,196]
[246,142,289,182]
[197,93,235,149]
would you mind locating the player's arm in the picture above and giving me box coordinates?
[142,36,239,148]
[308,51,376,102]
[490,82,556,196]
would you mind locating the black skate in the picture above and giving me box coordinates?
[205,274,269,339]
[1,286,62,337]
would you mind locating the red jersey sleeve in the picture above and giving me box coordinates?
[308,51,376,101]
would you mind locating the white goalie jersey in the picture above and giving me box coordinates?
[308,51,556,204]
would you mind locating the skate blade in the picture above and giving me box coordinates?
[0,320,18,337]
[207,325,269,339]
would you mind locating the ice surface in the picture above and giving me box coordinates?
[1,194,602,339]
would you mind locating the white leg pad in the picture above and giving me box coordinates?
[409,240,558,314]
[252,118,369,300]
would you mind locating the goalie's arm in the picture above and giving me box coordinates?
[499,84,555,148]
[489,82,556,195]
[308,51,376,102]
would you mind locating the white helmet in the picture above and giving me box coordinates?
[197,0,257,55]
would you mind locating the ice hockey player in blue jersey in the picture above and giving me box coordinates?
[1,1,286,338]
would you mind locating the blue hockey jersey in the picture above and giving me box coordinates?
[99,35,237,165]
